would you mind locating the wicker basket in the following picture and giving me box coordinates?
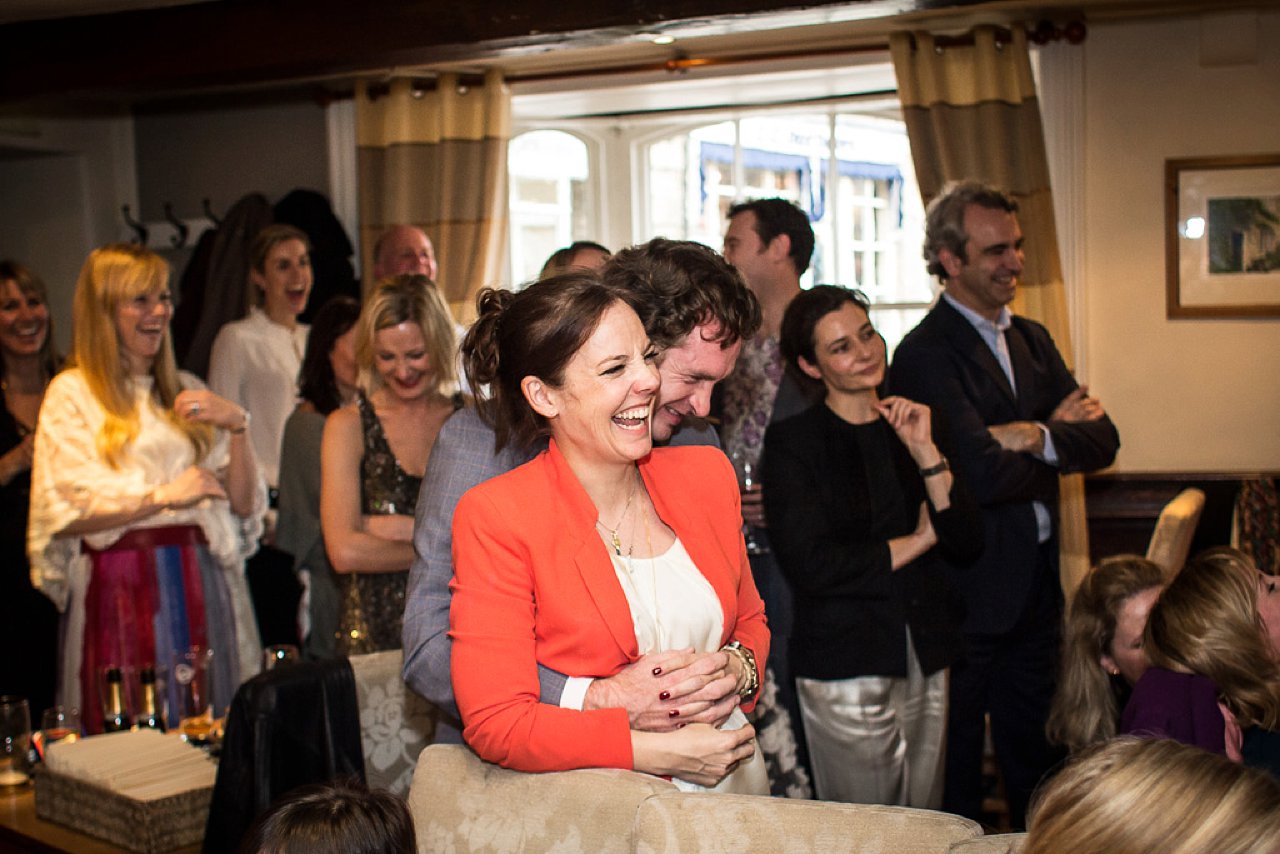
[34,767,212,853]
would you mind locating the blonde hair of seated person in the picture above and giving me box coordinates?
[1024,737,1280,854]
[1146,547,1280,730]
[1046,555,1164,753]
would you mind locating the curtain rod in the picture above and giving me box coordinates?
[336,18,1083,104]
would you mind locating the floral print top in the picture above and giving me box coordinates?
[719,334,784,468]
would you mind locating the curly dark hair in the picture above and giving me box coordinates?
[923,181,1019,280]
[601,238,760,352]
[726,198,815,276]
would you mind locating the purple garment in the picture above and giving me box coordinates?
[1120,667,1227,756]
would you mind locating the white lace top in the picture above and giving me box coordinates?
[28,369,266,699]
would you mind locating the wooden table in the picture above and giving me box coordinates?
[0,784,200,854]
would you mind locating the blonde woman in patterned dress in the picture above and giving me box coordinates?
[320,275,459,653]
[29,244,264,732]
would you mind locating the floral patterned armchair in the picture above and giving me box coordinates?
[350,650,438,797]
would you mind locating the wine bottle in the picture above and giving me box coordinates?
[136,666,165,732]
[102,667,132,733]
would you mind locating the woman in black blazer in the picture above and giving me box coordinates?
[762,286,981,807]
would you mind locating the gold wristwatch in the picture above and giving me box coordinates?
[722,641,759,698]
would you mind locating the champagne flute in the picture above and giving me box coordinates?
[730,449,767,556]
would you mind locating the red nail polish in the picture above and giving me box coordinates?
[659,691,671,701]
[652,667,663,676]
[668,709,680,718]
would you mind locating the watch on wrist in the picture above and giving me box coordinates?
[919,456,949,478]
[722,640,759,698]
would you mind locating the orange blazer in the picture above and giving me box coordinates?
[449,439,769,773]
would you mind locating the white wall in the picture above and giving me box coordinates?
[0,110,137,353]
[0,98,333,353]
[1083,11,1280,472]
[133,98,328,225]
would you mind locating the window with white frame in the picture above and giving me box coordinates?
[643,111,933,355]
[507,129,594,286]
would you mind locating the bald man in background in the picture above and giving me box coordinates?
[373,225,438,282]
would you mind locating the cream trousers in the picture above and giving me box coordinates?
[796,634,947,808]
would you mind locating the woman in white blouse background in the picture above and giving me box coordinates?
[209,224,312,647]
[29,244,264,733]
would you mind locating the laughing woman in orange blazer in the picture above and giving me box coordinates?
[449,274,768,791]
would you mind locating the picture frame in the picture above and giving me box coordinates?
[1165,153,1280,319]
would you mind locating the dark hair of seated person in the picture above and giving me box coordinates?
[237,779,414,854]
[296,296,360,415]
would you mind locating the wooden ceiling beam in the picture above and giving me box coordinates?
[0,0,923,103]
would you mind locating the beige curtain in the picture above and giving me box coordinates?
[891,26,1090,597]
[356,71,511,321]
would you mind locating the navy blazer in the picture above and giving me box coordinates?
[888,298,1119,634]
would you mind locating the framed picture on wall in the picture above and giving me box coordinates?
[1166,153,1280,318]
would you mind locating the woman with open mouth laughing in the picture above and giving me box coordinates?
[0,260,61,720]
[28,244,265,733]
[209,224,313,649]
[320,274,461,654]
[448,273,768,792]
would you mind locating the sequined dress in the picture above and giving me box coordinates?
[336,392,422,654]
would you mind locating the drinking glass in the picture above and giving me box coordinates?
[0,696,31,787]
[173,646,214,744]
[730,449,768,556]
[40,706,81,750]
[262,644,300,670]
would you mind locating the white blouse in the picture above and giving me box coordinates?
[608,537,768,795]
[610,538,724,655]
[208,307,308,487]
[28,369,266,701]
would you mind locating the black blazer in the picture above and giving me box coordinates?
[762,404,982,679]
[888,298,1120,635]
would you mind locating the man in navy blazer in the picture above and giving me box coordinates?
[889,182,1119,828]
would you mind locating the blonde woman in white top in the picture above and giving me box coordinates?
[29,244,264,733]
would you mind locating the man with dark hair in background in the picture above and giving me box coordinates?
[719,197,821,797]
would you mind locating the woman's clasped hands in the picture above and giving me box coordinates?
[585,647,741,731]
[633,722,758,788]
[588,647,755,788]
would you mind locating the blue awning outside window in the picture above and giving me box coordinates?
[699,142,815,219]
[700,141,902,225]
[814,160,903,225]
